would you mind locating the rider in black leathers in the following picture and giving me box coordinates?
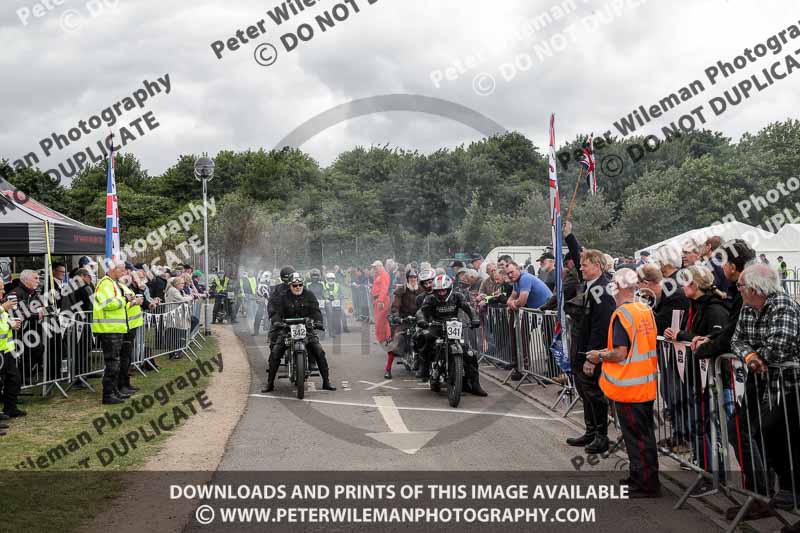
[416,275,487,396]
[412,269,436,378]
[262,272,336,393]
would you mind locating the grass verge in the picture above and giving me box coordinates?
[0,335,220,533]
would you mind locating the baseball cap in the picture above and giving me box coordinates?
[371,260,383,267]
[538,252,555,261]
[470,253,483,261]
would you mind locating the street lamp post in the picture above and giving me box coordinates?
[195,155,215,335]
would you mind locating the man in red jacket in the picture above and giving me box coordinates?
[371,260,392,346]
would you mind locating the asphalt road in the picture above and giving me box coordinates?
[195,318,720,532]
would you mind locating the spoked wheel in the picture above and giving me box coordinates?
[448,355,464,408]
[295,352,306,399]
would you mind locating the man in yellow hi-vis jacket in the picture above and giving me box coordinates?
[586,269,660,499]
[92,260,131,405]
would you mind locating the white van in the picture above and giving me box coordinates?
[480,246,550,276]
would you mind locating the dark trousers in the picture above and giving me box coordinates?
[729,386,800,495]
[267,335,331,383]
[119,328,136,390]
[616,400,660,493]
[98,333,123,398]
[1,351,21,412]
[253,302,268,335]
[573,356,609,438]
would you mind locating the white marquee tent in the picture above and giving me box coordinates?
[636,221,800,273]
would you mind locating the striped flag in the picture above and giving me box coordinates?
[548,114,569,373]
[578,133,597,195]
[105,141,120,263]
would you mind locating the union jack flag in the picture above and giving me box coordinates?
[105,138,120,264]
[578,133,597,195]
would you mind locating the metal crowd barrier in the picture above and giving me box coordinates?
[712,354,800,532]
[785,279,800,302]
[12,302,204,397]
[468,306,576,413]
[460,303,800,530]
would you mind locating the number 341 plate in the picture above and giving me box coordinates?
[446,320,463,340]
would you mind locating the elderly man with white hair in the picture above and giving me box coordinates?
[92,260,132,405]
[723,264,800,521]
[586,268,660,498]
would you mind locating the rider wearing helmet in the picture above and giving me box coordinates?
[262,272,336,393]
[267,266,296,347]
[307,269,325,299]
[323,272,346,337]
[383,269,423,379]
[415,274,487,396]
[416,269,436,308]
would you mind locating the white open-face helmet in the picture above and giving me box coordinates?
[432,274,453,301]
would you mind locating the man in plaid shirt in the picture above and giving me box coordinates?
[727,264,800,519]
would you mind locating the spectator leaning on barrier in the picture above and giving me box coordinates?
[0,284,23,422]
[93,260,130,405]
[505,261,552,311]
[692,239,756,359]
[586,268,661,498]
[726,264,800,520]
[10,270,45,370]
[663,265,729,497]
[566,248,616,455]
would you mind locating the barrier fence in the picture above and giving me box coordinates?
[10,302,206,398]
[466,305,800,531]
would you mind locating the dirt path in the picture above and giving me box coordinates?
[78,326,251,533]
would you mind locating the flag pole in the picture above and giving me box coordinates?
[564,167,585,223]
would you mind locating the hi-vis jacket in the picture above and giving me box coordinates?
[599,302,658,403]
[92,276,129,334]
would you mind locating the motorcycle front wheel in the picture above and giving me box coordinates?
[448,355,463,408]
[295,351,306,399]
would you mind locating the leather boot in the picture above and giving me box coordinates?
[262,358,280,393]
[585,419,609,453]
[469,375,488,397]
[320,364,337,391]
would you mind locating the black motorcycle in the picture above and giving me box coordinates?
[273,317,324,399]
[212,290,236,323]
[389,315,420,374]
[421,319,476,408]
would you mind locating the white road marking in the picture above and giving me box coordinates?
[367,396,437,455]
[359,379,398,391]
[373,396,409,433]
[249,394,569,423]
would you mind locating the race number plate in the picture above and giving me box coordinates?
[290,324,307,340]
[318,300,326,309]
[446,320,463,340]
[332,300,341,308]
[226,292,235,298]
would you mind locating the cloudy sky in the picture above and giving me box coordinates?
[0,0,796,180]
